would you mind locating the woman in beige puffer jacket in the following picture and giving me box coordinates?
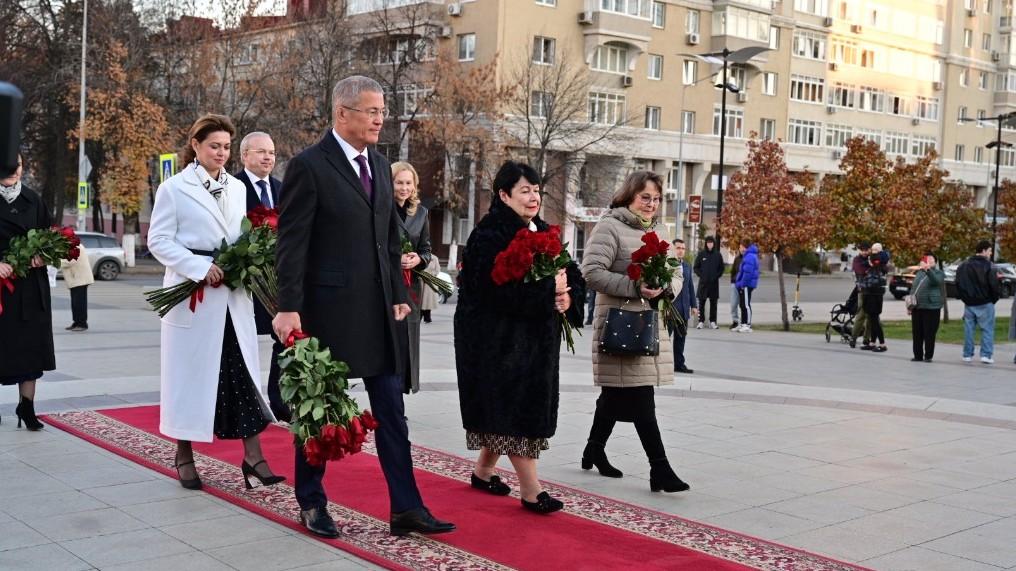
[578,170,689,494]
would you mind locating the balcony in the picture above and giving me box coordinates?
[579,10,651,66]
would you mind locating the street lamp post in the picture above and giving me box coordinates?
[961,111,1016,259]
[76,0,88,232]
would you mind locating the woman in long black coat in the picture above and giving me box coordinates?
[0,154,53,430]
[392,161,432,394]
[455,161,584,514]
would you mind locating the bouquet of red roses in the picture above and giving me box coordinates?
[1,226,81,316]
[400,234,452,301]
[278,331,378,466]
[626,232,685,332]
[491,225,579,352]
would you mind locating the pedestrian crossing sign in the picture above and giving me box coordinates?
[77,182,89,210]
[159,153,176,183]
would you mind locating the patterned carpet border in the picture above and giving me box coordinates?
[47,410,869,571]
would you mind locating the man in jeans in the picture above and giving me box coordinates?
[956,240,1001,364]
[850,242,872,349]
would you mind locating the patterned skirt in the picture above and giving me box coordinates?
[213,312,270,440]
[466,431,549,459]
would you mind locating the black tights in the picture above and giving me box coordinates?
[587,386,666,461]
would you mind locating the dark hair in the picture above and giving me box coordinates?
[740,239,751,248]
[493,160,540,196]
[704,236,715,243]
[975,239,992,254]
[672,238,685,245]
[181,114,236,165]
[609,170,664,209]
[858,241,872,250]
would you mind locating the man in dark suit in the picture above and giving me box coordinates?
[234,131,289,422]
[274,76,455,539]
[671,238,696,374]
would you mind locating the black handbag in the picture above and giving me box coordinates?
[598,299,660,357]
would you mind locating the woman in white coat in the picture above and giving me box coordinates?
[149,114,283,491]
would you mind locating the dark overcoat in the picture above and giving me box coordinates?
[235,169,282,335]
[0,186,55,378]
[275,133,407,378]
[693,248,725,300]
[396,205,432,393]
[454,200,585,439]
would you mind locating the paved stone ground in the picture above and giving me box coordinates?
[0,279,1013,570]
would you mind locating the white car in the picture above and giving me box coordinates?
[76,232,126,280]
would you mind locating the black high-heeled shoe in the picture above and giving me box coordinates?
[649,459,690,493]
[470,472,511,496]
[175,459,203,490]
[242,460,285,489]
[521,491,563,514]
[581,442,623,478]
[15,396,44,431]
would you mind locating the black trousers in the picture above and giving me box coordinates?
[70,286,88,326]
[911,308,941,360]
[672,333,686,370]
[295,373,423,513]
[266,337,286,420]
[738,287,754,325]
[587,387,666,461]
[698,295,718,324]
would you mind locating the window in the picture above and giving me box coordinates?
[983,33,992,51]
[793,31,826,60]
[686,10,700,34]
[979,71,989,90]
[714,6,771,43]
[884,131,909,155]
[535,0,556,5]
[762,72,777,96]
[788,119,822,146]
[712,105,744,138]
[830,82,856,108]
[588,91,626,124]
[977,109,987,126]
[682,110,695,134]
[975,146,984,163]
[826,124,853,148]
[532,37,555,65]
[986,0,992,13]
[682,60,697,85]
[760,118,776,140]
[916,96,940,121]
[652,1,665,27]
[648,54,663,80]
[729,67,747,91]
[831,39,858,65]
[859,47,878,69]
[955,145,965,162]
[856,127,882,147]
[645,106,661,130]
[911,136,935,157]
[600,0,651,19]
[964,29,972,49]
[794,0,828,16]
[592,45,629,74]
[531,91,553,118]
[888,93,909,116]
[859,86,885,112]
[457,33,475,61]
[960,69,969,87]
[958,106,968,122]
[790,74,825,103]
[769,26,779,50]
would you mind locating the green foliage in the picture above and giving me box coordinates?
[278,336,359,444]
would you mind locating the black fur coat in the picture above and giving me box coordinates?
[454,200,585,439]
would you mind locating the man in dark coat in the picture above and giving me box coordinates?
[234,131,288,421]
[693,235,724,329]
[672,239,696,373]
[274,76,454,539]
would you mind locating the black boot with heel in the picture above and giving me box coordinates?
[15,396,44,431]
[649,458,690,493]
[581,441,623,478]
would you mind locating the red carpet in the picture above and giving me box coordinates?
[45,407,869,571]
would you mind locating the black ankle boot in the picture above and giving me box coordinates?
[581,441,623,478]
[15,396,44,431]
[649,459,689,493]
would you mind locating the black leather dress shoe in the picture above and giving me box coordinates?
[470,472,511,496]
[521,491,564,514]
[300,507,339,538]
[675,366,694,374]
[390,507,456,536]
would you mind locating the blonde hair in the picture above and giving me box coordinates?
[391,161,421,216]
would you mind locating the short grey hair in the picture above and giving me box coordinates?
[332,75,384,113]
[240,131,272,153]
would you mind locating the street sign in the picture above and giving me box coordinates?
[687,195,703,224]
[77,182,89,210]
[159,153,176,184]
[79,155,92,180]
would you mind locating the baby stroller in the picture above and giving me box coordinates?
[825,288,859,343]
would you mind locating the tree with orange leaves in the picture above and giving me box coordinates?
[721,136,830,330]
[997,179,1016,261]
[821,137,893,250]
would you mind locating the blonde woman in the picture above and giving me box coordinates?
[392,161,432,393]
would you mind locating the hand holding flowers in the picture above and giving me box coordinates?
[1,226,81,315]
[626,231,685,333]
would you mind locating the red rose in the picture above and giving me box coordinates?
[656,241,670,255]
[67,247,80,261]
[627,264,642,281]
[304,437,325,466]
[641,232,660,247]
[335,424,351,450]
[285,330,309,347]
[361,410,379,430]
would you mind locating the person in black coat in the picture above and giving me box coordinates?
[693,235,724,328]
[391,161,431,394]
[273,76,453,539]
[234,131,289,421]
[455,161,585,515]
[0,154,52,430]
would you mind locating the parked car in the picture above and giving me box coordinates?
[943,262,1015,298]
[76,232,126,280]
[888,266,920,300]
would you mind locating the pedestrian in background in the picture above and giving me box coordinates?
[672,238,696,374]
[61,244,93,332]
[693,235,724,329]
[861,243,890,353]
[850,242,872,349]
[392,161,432,394]
[957,240,1001,364]
[910,253,944,362]
[585,289,596,325]
[728,249,742,330]
[735,240,759,332]
[419,256,440,323]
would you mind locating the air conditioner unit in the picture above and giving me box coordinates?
[447,3,462,16]
[822,17,833,27]
[832,150,844,160]
[686,32,700,45]
[663,189,677,200]
[967,8,977,17]
[992,50,1001,62]
[829,62,840,71]
[851,24,863,33]
[933,81,943,90]
[622,75,634,87]
[578,11,593,25]
[439,25,453,38]
[911,117,921,125]
[826,105,837,114]
[736,92,748,103]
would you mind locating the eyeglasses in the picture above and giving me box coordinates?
[637,194,662,205]
[342,105,390,119]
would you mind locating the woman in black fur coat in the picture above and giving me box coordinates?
[454,161,585,514]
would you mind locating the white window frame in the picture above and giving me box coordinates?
[531,90,553,118]
[788,118,822,146]
[532,36,556,65]
[457,33,476,61]
[682,60,697,85]
[645,106,661,130]
[648,54,663,80]
[762,72,777,96]
[652,1,665,28]
[686,10,700,34]
[790,74,825,104]
[589,91,626,125]
[712,105,745,138]
[591,44,629,74]
[760,118,776,140]
[682,110,695,134]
